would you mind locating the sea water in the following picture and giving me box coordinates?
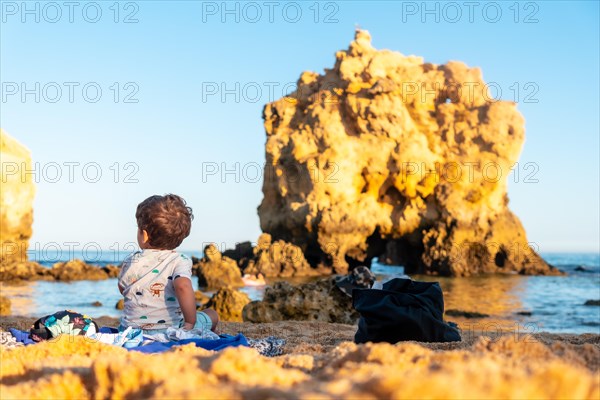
[2,251,598,334]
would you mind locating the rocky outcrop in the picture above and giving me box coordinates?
[47,260,115,281]
[222,241,254,270]
[102,265,120,278]
[258,30,558,276]
[196,244,243,289]
[243,278,359,324]
[0,296,11,316]
[243,234,325,277]
[205,287,250,322]
[0,261,49,281]
[1,259,119,282]
[0,130,36,269]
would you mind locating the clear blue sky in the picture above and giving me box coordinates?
[1,1,598,255]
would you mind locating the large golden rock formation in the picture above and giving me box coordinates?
[0,130,35,266]
[258,30,558,276]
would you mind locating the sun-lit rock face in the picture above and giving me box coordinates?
[258,30,558,276]
[0,130,35,266]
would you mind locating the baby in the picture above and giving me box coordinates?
[118,194,218,335]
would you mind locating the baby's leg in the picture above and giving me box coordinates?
[201,308,219,332]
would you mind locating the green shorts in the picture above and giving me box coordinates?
[194,311,213,331]
[125,311,214,336]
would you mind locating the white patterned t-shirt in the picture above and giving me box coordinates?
[118,249,193,331]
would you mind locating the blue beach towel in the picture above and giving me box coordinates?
[9,328,36,345]
[8,327,249,353]
[129,333,249,353]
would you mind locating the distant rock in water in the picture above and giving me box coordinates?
[196,244,244,289]
[243,234,326,278]
[102,264,121,278]
[222,241,254,269]
[242,278,359,324]
[0,258,118,282]
[48,259,113,281]
[258,30,559,277]
[218,235,329,278]
[584,300,600,306]
[0,130,36,272]
[0,260,48,281]
[516,311,533,316]
[574,266,591,272]
[446,309,489,319]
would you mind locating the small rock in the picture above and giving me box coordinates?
[516,311,533,316]
[584,300,600,306]
[115,299,124,310]
[91,301,103,307]
[205,287,250,322]
[0,296,11,316]
[445,309,489,319]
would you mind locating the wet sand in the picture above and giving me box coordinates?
[1,316,598,399]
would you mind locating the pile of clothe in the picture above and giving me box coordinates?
[0,330,23,349]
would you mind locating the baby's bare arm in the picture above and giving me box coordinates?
[174,277,196,329]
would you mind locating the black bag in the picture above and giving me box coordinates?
[353,278,461,343]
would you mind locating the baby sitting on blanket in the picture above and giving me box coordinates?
[118,194,219,339]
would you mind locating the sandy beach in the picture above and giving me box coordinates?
[1,316,598,399]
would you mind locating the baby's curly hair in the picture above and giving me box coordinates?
[135,194,193,250]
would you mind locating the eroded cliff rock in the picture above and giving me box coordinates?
[258,30,558,276]
[0,130,36,269]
